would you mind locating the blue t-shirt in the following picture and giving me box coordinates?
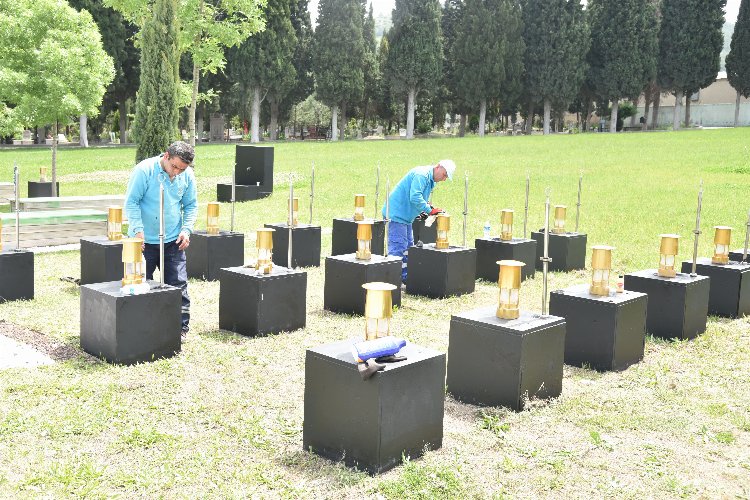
[381,165,435,224]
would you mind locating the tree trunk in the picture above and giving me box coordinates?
[79,114,88,147]
[339,101,347,140]
[478,99,486,137]
[406,87,416,139]
[51,122,58,197]
[685,96,691,128]
[458,114,466,137]
[543,99,551,135]
[736,89,741,127]
[251,86,261,143]
[526,99,534,134]
[189,61,200,147]
[269,96,279,141]
[673,90,683,130]
[583,97,592,132]
[330,104,339,141]
[642,90,651,131]
[629,96,639,127]
[651,88,661,129]
[610,98,618,133]
[118,100,129,143]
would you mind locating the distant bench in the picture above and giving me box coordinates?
[10,194,126,215]
[0,209,107,249]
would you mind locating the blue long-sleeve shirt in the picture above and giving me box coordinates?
[124,155,197,244]
[381,165,435,224]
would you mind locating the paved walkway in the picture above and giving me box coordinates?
[0,334,54,369]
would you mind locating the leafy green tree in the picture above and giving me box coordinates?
[587,0,658,132]
[279,0,315,130]
[361,3,380,128]
[374,34,400,132]
[0,0,114,192]
[657,0,726,129]
[726,0,750,126]
[522,0,589,135]
[312,0,365,140]
[440,0,467,135]
[387,0,443,139]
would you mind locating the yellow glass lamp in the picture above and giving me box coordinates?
[590,245,614,296]
[289,197,299,227]
[362,282,397,340]
[552,205,567,234]
[206,202,220,235]
[500,209,514,241]
[436,214,450,249]
[712,226,732,265]
[496,260,524,319]
[658,234,680,278]
[39,167,47,183]
[122,238,145,286]
[356,221,372,260]
[107,206,123,241]
[255,228,275,274]
[354,194,366,221]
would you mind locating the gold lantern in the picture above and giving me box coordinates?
[362,282,397,340]
[590,245,614,296]
[658,234,680,278]
[207,202,220,235]
[107,206,123,241]
[122,238,145,286]
[436,214,450,249]
[356,221,372,260]
[496,260,524,319]
[289,197,299,227]
[712,226,732,265]
[39,167,47,182]
[255,228,275,274]
[500,209,514,241]
[552,205,567,234]
[354,194,366,221]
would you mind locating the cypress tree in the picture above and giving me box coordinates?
[726,0,750,126]
[132,0,179,162]
[387,0,443,139]
[279,0,315,134]
[441,0,468,136]
[361,3,380,129]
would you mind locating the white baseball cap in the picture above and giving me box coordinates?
[438,159,456,181]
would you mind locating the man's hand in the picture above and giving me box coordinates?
[417,211,429,221]
[429,207,443,216]
[134,231,145,250]
[176,232,190,251]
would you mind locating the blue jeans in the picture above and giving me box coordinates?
[144,240,190,330]
[388,221,414,283]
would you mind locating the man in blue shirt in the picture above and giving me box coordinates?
[124,141,198,339]
[382,159,456,283]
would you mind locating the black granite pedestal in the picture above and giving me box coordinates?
[303,339,445,474]
[185,230,244,281]
[27,181,59,198]
[549,283,647,371]
[729,248,750,263]
[235,144,273,187]
[216,183,271,202]
[530,231,587,272]
[680,258,750,318]
[80,280,181,364]
[447,307,566,410]
[412,219,437,244]
[0,249,34,303]
[324,254,402,314]
[265,223,322,268]
[80,236,123,285]
[219,265,307,336]
[406,244,476,298]
[331,218,385,256]
[475,237,537,282]
[624,270,710,340]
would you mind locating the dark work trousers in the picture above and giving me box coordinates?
[388,221,414,283]
[144,240,190,331]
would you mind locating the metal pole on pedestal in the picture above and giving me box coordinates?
[14,162,20,251]
[309,162,315,224]
[523,173,530,239]
[541,189,552,316]
[374,163,380,220]
[691,181,704,276]
[575,172,582,233]
[159,184,165,284]
[384,178,390,257]
[288,174,294,269]
[230,167,236,232]
[742,209,750,262]
[463,172,468,247]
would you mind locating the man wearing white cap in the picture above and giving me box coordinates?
[381,159,456,283]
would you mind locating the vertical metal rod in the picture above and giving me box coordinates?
[159,184,165,284]
[14,162,20,251]
[742,209,750,262]
[541,189,552,316]
[230,167,236,232]
[523,173,530,238]
[309,162,315,224]
[691,181,704,276]
[374,163,380,219]
[462,172,468,247]
[288,174,294,269]
[575,172,582,233]
[384,178,390,257]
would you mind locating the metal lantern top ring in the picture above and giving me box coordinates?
[496,259,524,320]
[500,209,513,241]
[354,194,366,221]
[552,205,567,234]
[658,234,680,277]
[362,281,397,340]
[712,226,732,265]
[590,245,614,296]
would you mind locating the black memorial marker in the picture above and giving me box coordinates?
[185,230,244,281]
[412,218,437,244]
[331,218,385,256]
[680,258,750,318]
[80,236,123,285]
[265,223,321,268]
[324,253,402,314]
[217,145,273,202]
[0,249,34,302]
[530,230,587,272]
[27,181,60,198]
[406,243,476,298]
[475,237,536,282]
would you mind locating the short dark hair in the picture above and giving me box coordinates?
[167,141,195,165]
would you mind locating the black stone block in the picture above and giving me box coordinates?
[331,218,385,256]
[235,144,273,189]
[406,244,476,298]
[324,253,402,315]
[624,270,710,340]
[680,258,750,318]
[412,219,437,244]
[27,181,60,198]
[549,283,647,371]
[219,265,307,336]
[0,249,34,302]
[303,339,445,474]
[80,236,123,285]
[729,248,750,263]
[530,231,587,272]
[265,223,322,268]
[216,183,271,202]
[475,237,537,282]
[185,230,245,281]
[80,280,181,364]
[447,307,565,410]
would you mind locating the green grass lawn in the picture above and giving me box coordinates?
[0,129,749,498]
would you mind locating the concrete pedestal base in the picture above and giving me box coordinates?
[475,237,536,282]
[216,184,271,202]
[680,258,750,318]
[412,219,437,244]
[324,253,402,315]
[549,283,647,371]
[331,218,385,256]
[406,244,476,298]
[303,339,445,474]
[624,270,710,340]
[185,230,244,281]
[219,265,307,336]
[27,181,59,198]
[0,249,34,302]
[530,231,587,272]
[80,280,181,364]
[265,223,321,268]
[447,307,565,410]
[80,236,123,285]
